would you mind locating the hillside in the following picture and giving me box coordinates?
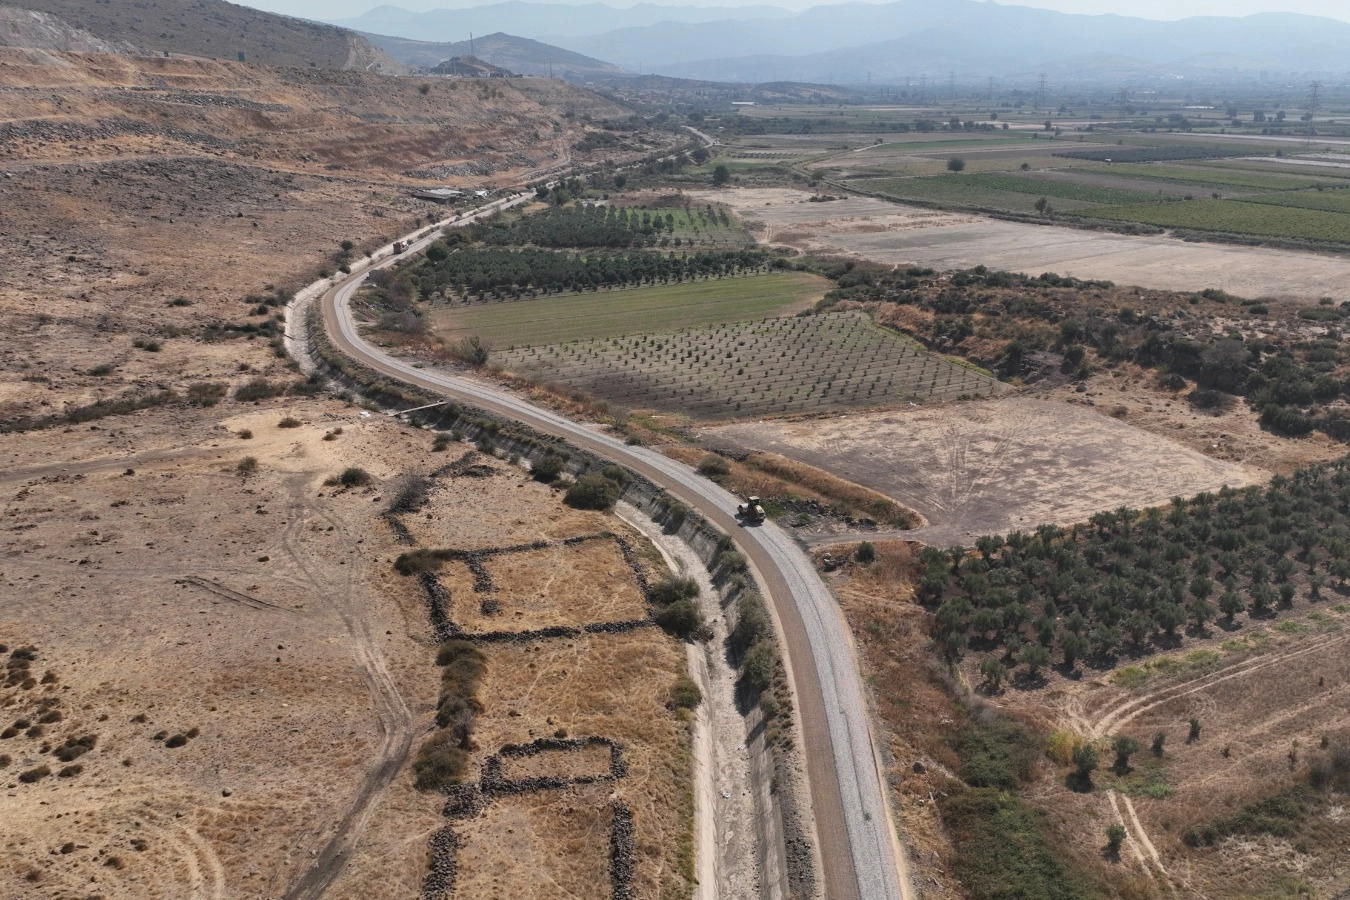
[364,30,624,79]
[5,0,397,70]
[329,1,792,42]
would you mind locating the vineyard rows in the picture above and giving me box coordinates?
[494,311,1005,420]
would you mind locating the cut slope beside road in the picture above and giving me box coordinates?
[296,205,910,900]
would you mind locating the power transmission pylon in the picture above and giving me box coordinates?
[1037,72,1048,111]
[1307,81,1322,147]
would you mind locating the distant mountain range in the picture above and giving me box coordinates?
[333,0,1350,83]
[364,30,624,77]
[329,2,791,42]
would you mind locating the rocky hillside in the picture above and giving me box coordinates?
[366,31,624,80]
[0,47,648,419]
[3,0,396,70]
[0,5,137,53]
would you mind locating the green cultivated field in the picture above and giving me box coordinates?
[1080,163,1338,192]
[492,311,1006,420]
[431,271,829,347]
[858,170,1163,213]
[1085,199,1350,243]
[1241,189,1350,214]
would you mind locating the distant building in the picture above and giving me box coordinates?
[730,101,756,107]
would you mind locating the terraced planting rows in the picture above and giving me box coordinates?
[1085,198,1350,244]
[494,311,1006,420]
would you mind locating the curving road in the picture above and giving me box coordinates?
[303,209,908,900]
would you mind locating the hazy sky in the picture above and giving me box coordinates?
[247,0,1350,24]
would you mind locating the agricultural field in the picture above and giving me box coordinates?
[1078,163,1344,192]
[707,396,1261,547]
[429,270,829,347]
[468,201,752,248]
[692,187,1350,300]
[917,459,1350,898]
[750,119,1350,246]
[491,311,1006,420]
[1086,199,1350,244]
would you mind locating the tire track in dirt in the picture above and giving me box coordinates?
[1088,629,1350,738]
[279,476,415,900]
[1086,629,1350,899]
[1105,791,1154,879]
[184,826,227,900]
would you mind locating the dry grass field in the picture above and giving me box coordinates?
[0,402,448,898]
[706,396,1264,546]
[339,451,695,900]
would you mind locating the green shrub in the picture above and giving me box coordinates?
[951,716,1038,791]
[532,454,566,483]
[856,541,876,563]
[564,474,619,510]
[186,383,228,407]
[650,577,699,606]
[741,641,778,692]
[696,454,730,477]
[941,785,1094,900]
[655,599,703,639]
[671,676,702,710]
[730,593,772,655]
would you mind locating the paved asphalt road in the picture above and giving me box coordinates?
[306,201,908,900]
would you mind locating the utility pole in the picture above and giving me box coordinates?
[469,32,475,58]
[988,75,994,105]
[948,71,955,102]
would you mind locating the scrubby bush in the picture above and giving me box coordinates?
[413,730,469,791]
[532,454,566,483]
[18,765,50,783]
[741,641,778,692]
[730,593,772,655]
[234,378,288,402]
[386,473,432,513]
[671,676,702,710]
[655,599,703,639]
[277,416,302,428]
[564,474,619,510]
[855,541,876,563]
[649,577,699,607]
[394,548,443,575]
[339,467,371,487]
[235,456,258,477]
[696,454,730,478]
